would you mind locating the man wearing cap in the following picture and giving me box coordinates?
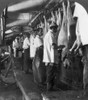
[34,28,43,51]
[23,33,30,74]
[43,22,58,91]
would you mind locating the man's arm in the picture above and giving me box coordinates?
[52,43,58,49]
[27,38,30,46]
[69,20,82,52]
[69,40,77,52]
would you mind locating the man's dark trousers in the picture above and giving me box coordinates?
[82,45,88,89]
[46,63,56,91]
[24,48,30,73]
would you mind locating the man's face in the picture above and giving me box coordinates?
[38,29,43,36]
[51,27,57,33]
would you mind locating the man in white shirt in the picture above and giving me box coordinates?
[70,2,88,90]
[32,28,44,84]
[43,22,58,91]
[34,28,43,51]
[23,33,30,74]
[29,32,36,59]
[12,37,19,57]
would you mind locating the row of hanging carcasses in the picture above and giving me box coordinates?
[32,1,83,89]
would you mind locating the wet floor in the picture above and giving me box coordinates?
[0,80,22,100]
[1,79,88,100]
[0,57,88,100]
[0,58,23,100]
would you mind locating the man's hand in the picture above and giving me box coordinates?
[52,43,58,49]
[49,63,54,66]
[69,39,82,54]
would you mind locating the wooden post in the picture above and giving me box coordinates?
[2,6,8,45]
[0,14,4,44]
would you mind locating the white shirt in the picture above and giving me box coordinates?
[5,52,10,55]
[12,39,19,49]
[23,37,30,49]
[29,34,36,58]
[34,35,43,49]
[43,30,58,64]
[73,2,88,45]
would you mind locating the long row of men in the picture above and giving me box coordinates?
[12,0,88,92]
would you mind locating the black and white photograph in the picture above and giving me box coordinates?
[0,0,88,100]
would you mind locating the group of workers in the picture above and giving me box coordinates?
[11,0,88,92]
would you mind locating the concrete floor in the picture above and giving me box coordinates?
[0,57,88,100]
